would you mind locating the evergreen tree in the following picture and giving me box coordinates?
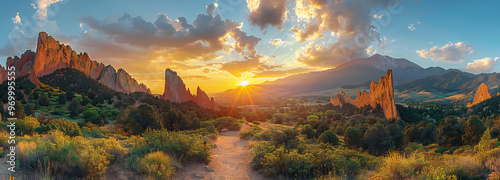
[364,122,393,156]
[318,130,339,146]
[462,115,487,145]
[39,93,50,106]
[345,126,362,149]
[57,94,66,104]
[13,100,25,119]
[301,125,316,139]
[25,103,36,116]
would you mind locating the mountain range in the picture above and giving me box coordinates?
[213,54,489,106]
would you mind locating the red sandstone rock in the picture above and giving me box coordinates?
[330,69,400,120]
[0,65,6,85]
[162,68,219,110]
[4,32,150,94]
[467,83,491,107]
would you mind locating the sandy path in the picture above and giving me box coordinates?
[172,123,273,180]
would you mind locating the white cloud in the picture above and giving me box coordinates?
[417,42,474,63]
[465,57,499,73]
[31,0,64,20]
[269,38,291,46]
[408,22,420,31]
[12,12,22,24]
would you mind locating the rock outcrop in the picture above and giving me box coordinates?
[0,65,6,85]
[2,32,150,94]
[467,83,492,107]
[162,69,219,111]
[330,69,400,120]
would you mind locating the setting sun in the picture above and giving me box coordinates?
[239,80,250,86]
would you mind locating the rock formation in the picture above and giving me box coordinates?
[467,83,492,107]
[0,65,6,85]
[330,69,400,120]
[162,69,219,111]
[3,32,150,94]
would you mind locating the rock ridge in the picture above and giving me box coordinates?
[3,32,150,94]
[330,69,400,120]
[162,68,219,111]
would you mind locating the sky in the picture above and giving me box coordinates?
[1,0,499,94]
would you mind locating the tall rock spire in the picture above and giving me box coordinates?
[467,83,492,107]
[162,68,219,111]
[330,69,400,120]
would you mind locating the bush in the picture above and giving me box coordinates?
[435,146,448,154]
[83,110,98,120]
[239,125,263,140]
[57,94,66,104]
[16,116,41,135]
[345,127,362,149]
[202,116,242,131]
[137,151,173,179]
[140,129,212,163]
[301,125,315,139]
[17,131,112,179]
[318,130,339,146]
[379,151,426,179]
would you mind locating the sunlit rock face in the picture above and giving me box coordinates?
[162,68,220,111]
[3,32,151,94]
[467,83,492,107]
[330,69,400,120]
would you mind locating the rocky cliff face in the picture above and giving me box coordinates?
[0,65,6,85]
[467,83,492,107]
[3,32,150,94]
[162,69,219,111]
[330,69,400,120]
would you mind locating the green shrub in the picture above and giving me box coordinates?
[137,151,173,179]
[34,118,82,136]
[16,116,40,135]
[318,130,339,146]
[202,116,242,131]
[435,146,448,154]
[17,131,112,179]
[301,125,316,139]
[83,110,98,120]
[239,125,263,140]
[141,129,212,163]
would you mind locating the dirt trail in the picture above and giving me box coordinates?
[0,157,12,180]
[172,123,272,180]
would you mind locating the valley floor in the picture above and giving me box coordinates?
[172,123,272,180]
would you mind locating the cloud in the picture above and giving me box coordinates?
[77,3,255,63]
[31,0,64,20]
[294,34,367,68]
[185,75,211,80]
[417,42,474,63]
[252,67,312,78]
[465,57,499,73]
[206,3,218,15]
[246,0,287,30]
[12,12,22,24]
[288,0,401,68]
[0,3,74,57]
[220,57,263,77]
[408,22,421,31]
[77,3,273,79]
[269,38,291,46]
